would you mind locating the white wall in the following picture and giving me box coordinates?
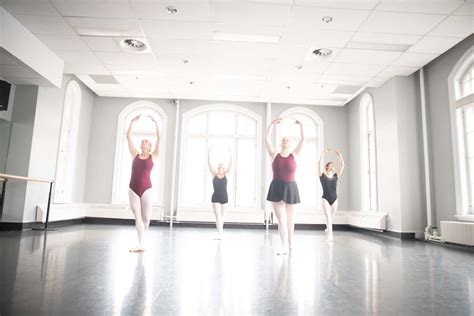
[2,76,94,223]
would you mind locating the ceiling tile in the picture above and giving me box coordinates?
[95,52,157,66]
[13,15,76,35]
[375,0,463,15]
[407,36,464,54]
[65,17,143,37]
[51,0,135,18]
[81,36,121,52]
[452,3,474,16]
[140,20,212,40]
[289,6,371,31]
[392,52,438,67]
[281,28,354,47]
[36,35,90,51]
[212,41,279,59]
[351,32,421,45]
[428,15,474,38]
[377,65,418,77]
[321,73,372,85]
[293,0,379,10]
[359,11,446,35]
[366,77,389,88]
[53,50,110,74]
[211,3,291,27]
[148,39,212,56]
[325,63,385,77]
[130,2,211,21]
[335,49,402,65]
[3,0,60,16]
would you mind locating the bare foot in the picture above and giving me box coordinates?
[129,247,145,252]
[326,234,334,242]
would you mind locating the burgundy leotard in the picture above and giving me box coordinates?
[272,154,297,182]
[129,155,154,197]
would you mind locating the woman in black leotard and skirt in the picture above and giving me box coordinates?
[319,149,345,242]
[208,147,232,240]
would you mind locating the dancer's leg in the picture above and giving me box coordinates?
[129,189,145,252]
[272,201,289,255]
[286,204,295,250]
[140,188,153,237]
[322,198,334,242]
[330,199,338,222]
[212,203,224,239]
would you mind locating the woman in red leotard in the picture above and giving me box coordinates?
[265,117,304,255]
[127,115,160,252]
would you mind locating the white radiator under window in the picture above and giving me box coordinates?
[440,221,474,246]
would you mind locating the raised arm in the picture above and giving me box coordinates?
[335,149,345,177]
[225,147,232,176]
[208,148,217,176]
[319,148,330,176]
[292,119,305,156]
[127,115,140,157]
[265,118,281,158]
[150,116,161,159]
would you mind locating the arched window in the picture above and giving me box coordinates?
[54,80,81,203]
[276,107,324,211]
[112,101,167,205]
[178,104,262,210]
[360,93,378,212]
[451,48,474,215]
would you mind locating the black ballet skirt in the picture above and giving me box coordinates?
[266,180,300,204]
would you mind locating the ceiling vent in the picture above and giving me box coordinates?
[312,48,333,57]
[119,38,148,52]
[90,75,119,85]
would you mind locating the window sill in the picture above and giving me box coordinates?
[455,214,474,222]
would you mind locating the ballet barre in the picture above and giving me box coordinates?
[0,173,55,230]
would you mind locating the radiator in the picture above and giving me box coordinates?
[440,221,474,246]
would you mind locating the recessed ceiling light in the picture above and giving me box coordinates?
[182,59,189,64]
[286,85,291,89]
[166,6,178,14]
[296,65,303,70]
[120,38,147,52]
[322,16,333,23]
[189,81,194,85]
[313,48,333,57]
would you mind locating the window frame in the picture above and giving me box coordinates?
[177,104,262,212]
[359,93,378,212]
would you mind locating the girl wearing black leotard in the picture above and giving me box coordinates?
[319,148,345,242]
[208,147,232,240]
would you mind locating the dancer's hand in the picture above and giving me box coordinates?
[325,148,331,153]
[335,149,342,156]
[132,115,140,122]
[271,118,282,125]
[294,119,302,125]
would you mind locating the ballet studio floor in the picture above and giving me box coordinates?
[0,224,473,315]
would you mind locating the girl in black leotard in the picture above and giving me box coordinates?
[208,147,232,240]
[319,149,345,242]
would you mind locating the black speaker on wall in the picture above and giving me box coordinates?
[0,80,11,111]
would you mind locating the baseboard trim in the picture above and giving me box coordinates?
[0,217,416,240]
[348,226,416,240]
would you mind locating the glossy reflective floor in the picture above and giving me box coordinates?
[0,225,473,315]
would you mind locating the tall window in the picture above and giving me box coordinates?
[54,81,81,203]
[112,101,167,205]
[178,104,261,210]
[275,107,323,211]
[360,93,378,212]
[454,58,474,214]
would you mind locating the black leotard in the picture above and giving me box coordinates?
[320,173,338,205]
[211,176,228,204]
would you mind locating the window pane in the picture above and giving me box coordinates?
[464,106,474,133]
[209,111,235,135]
[466,132,474,158]
[296,141,318,209]
[182,138,207,206]
[238,115,256,136]
[236,139,256,208]
[187,113,207,135]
